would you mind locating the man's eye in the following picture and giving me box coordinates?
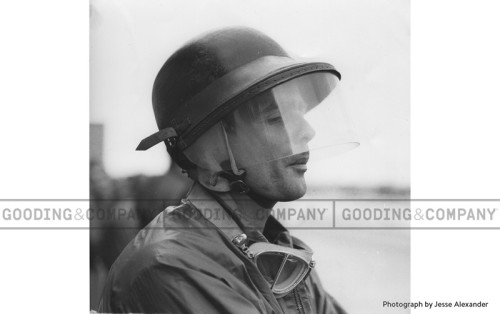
[265,116,283,124]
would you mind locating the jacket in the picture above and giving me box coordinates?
[98,201,346,314]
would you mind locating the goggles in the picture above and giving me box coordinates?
[183,195,315,298]
[232,233,315,297]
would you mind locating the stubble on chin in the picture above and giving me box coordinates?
[244,160,307,201]
[270,164,308,201]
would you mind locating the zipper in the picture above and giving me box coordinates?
[232,233,255,259]
[292,288,305,314]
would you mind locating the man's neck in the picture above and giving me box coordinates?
[186,182,275,233]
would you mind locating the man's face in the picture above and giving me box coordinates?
[226,86,316,201]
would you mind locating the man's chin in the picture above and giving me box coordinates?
[277,179,307,202]
[251,180,307,203]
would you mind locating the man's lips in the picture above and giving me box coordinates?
[287,152,310,167]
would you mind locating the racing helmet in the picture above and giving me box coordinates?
[137,27,356,190]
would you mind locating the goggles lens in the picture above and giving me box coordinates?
[274,256,308,290]
[250,243,313,296]
[255,251,287,285]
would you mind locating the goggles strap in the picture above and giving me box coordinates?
[203,186,247,237]
[201,186,265,256]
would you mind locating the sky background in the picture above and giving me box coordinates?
[90,0,409,188]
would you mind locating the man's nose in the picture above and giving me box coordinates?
[296,115,316,143]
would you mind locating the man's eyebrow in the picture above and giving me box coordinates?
[258,101,279,115]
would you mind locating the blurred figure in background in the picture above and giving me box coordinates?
[89,158,190,309]
[90,160,139,309]
[129,162,191,229]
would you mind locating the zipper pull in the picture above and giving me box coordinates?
[232,233,254,258]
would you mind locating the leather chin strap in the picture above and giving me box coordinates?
[216,122,251,194]
[218,169,250,194]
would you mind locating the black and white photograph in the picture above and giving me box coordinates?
[90,1,409,313]
[1,1,500,314]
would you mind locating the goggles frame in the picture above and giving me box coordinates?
[233,234,315,297]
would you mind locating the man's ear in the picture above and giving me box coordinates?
[187,167,231,192]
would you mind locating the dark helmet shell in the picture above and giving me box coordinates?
[152,27,288,131]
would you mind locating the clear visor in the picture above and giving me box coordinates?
[184,72,359,172]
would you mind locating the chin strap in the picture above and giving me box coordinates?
[218,168,249,194]
[221,123,244,176]
[219,123,250,193]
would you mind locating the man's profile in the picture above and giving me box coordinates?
[98,27,348,314]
